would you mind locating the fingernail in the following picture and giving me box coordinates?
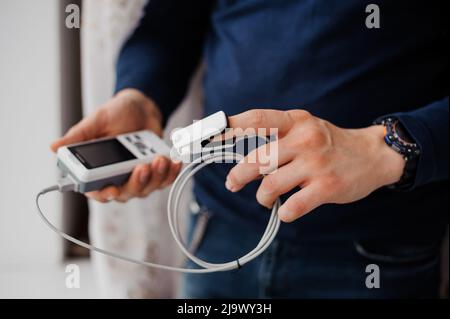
[278,210,293,222]
[172,158,182,165]
[140,170,150,184]
[225,179,236,192]
[106,195,115,201]
[158,160,167,174]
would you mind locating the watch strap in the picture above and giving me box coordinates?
[374,116,421,190]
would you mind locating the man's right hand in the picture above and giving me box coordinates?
[50,89,181,203]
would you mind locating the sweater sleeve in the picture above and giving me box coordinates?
[390,96,449,188]
[115,0,213,126]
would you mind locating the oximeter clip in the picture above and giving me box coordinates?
[170,111,230,161]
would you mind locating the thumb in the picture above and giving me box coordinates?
[50,115,101,152]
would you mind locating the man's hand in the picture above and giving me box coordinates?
[225,109,406,222]
[51,89,181,203]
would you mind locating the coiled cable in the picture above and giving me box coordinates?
[36,149,281,273]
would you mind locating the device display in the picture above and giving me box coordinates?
[68,138,136,169]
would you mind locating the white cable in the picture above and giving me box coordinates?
[36,151,281,274]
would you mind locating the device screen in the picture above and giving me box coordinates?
[68,138,136,169]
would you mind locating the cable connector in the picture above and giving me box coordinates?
[57,175,77,193]
[38,176,76,196]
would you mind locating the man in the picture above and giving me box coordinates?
[52,0,448,298]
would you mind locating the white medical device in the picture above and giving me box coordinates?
[170,111,228,161]
[36,111,281,273]
[56,131,170,193]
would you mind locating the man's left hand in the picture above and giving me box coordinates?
[226,109,406,222]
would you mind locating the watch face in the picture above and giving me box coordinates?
[394,121,414,144]
[376,117,420,190]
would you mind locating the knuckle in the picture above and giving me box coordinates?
[137,192,149,198]
[94,107,106,119]
[311,153,329,169]
[319,174,340,193]
[227,170,242,186]
[95,107,109,129]
[248,109,267,128]
[300,125,328,148]
[289,134,305,149]
[288,109,312,121]
[66,126,79,137]
[289,197,306,217]
[261,175,278,194]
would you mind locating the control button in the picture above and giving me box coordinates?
[134,134,141,140]
[140,150,147,156]
[125,136,132,142]
[149,147,156,154]
[134,142,146,149]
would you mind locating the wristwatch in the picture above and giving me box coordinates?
[374,116,421,189]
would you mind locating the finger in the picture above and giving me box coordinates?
[50,112,102,152]
[159,160,182,188]
[256,159,307,208]
[277,183,325,222]
[116,164,152,202]
[209,126,246,144]
[140,156,170,195]
[85,185,120,203]
[225,138,293,192]
[227,109,295,136]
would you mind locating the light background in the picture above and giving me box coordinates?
[0,0,97,298]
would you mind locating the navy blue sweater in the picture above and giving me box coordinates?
[116,0,448,243]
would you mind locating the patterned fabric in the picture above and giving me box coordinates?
[81,0,203,298]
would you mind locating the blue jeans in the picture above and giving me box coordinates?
[180,203,442,299]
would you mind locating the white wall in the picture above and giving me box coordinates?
[0,0,61,266]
